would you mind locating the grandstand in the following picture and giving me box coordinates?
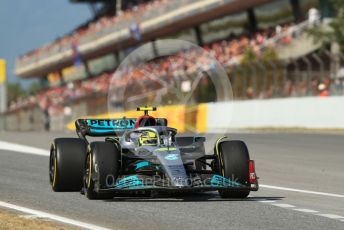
[8,0,337,131]
[15,0,331,77]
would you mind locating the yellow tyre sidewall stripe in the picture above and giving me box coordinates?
[53,155,57,187]
[88,153,92,187]
[51,143,57,187]
[215,136,227,177]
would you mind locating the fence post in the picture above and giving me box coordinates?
[256,60,267,98]
[281,60,289,97]
[337,52,344,96]
[239,64,248,99]
[267,60,277,97]
[301,56,312,96]
[291,58,301,96]
[247,63,257,98]
[324,49,337,95]
[312,53,325,82]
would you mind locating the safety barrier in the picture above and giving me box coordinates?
[66,96,344,132]
[2,96,344,132]
[206,96,344,131]
[0,106,44,132]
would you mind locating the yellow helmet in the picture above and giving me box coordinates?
[139,131,158,146]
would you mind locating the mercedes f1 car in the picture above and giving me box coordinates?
[49,107,258,199]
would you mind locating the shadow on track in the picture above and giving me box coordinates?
[104,193,284,202]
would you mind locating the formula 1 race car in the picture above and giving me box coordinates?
[49,107,258,199]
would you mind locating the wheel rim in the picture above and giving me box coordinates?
[84,153,92,189]
[49,147,56,185]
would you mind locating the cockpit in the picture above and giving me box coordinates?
[123,126,177,148]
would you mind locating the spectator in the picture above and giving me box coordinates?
[318,83,329,97]
[308,7,320,27]
[12,21,322,112]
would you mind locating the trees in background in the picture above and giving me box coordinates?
[7,82,26,106]
[309,0,344,48]
[6,80,42,106]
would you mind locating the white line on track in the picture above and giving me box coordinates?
[1,140,343,227]
[293,209,319,213]
[0,201,113,230]
[260,184,344,198]
[1,140,344,225]
[255,198,344,222]
[258,200,276,203]
[19,214,40,220]
[251,196,344,222]
[272,203,295,208]
[264,201,344,222]
[316,214,344,219]
[1,140,344,199]
[0,140,48,156]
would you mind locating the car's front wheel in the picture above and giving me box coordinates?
[83,141,120,199]
[216,140,250,198]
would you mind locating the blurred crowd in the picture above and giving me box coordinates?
[17,0,202,65]
[9,72,111,114]
[10,20,339,114]
[11,2,339,116]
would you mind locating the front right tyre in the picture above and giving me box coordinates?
[216,140,250,198]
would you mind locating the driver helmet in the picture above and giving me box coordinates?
[139,131,158,146]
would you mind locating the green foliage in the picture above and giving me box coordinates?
[232,46,282,98]
[241,47,257,64]
[28,80,42,95]
[308,0,344,48]
[261,46,279,62]
[240,46,279,65]
[7,82,27,104]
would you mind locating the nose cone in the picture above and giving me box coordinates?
[155,149,189,187]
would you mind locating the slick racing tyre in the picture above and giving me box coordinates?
[216,140,250,198]
[49,138,87,191]
[84,141,120,200]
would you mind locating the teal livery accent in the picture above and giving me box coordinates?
[86,119,136,132]
[135,161,150,170]
[164,154,179,160]
[89,128,114,134]
[210,174,241,188]
[115,175,143,189]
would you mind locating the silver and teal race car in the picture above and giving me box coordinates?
[49,107,258,199]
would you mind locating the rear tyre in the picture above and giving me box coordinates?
[216,140,250,198]
[84,141,120,200]
[49,138,87,191]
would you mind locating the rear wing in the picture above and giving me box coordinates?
[75,118,137,137]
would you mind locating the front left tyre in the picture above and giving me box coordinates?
[83,141,120,200]
[49,138,87,191]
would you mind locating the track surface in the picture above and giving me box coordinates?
[0,131,343,230]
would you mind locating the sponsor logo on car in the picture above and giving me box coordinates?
[165,153,179,160]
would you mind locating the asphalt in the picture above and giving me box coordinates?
[0,131,343,230]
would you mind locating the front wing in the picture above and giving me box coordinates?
[97,174,258,194]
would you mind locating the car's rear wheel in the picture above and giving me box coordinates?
[49,138,87,191]
[216,140,250,198]
[84,141,120,200]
